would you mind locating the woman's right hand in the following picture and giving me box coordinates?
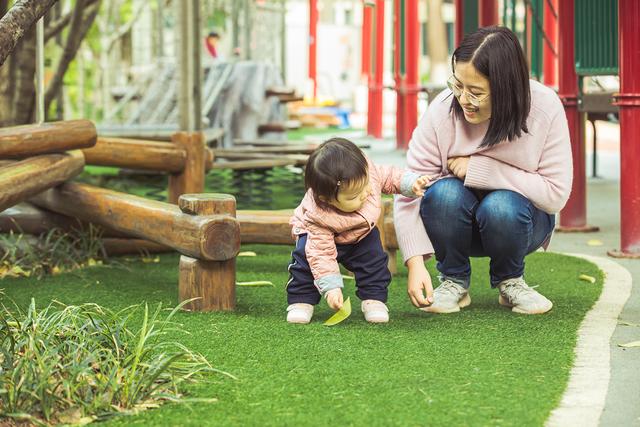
[406,256,434,308]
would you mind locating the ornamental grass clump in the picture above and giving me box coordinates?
[0,298,225,425]
[0,225,106,279]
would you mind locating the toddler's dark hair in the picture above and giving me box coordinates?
[305,137,368,204]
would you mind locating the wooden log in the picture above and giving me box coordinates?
[0,202,134,238]
[213,145,318,155]
[236,210,293,245]
[85,137,187,172]
[168,132,206,204]
[178,194,237,311]
[213,151,308,165]
[0,151,85,212]
[0,202,85,235]
[31,182,240,261]
[210,159,299,170]
[0,120,96,158]
[102,238,173,256]
[257,123,287,134]
[379,199,397,274]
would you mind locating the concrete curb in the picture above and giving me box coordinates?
[546,254,633,427]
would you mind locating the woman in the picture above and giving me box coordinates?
[394,26,572,315]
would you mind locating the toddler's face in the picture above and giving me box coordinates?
[326,177,372,213]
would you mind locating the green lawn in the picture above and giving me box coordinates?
[0,245,603,426]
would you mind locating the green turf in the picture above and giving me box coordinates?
[0,247,602,426]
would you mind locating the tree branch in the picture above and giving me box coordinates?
[0,0,59,67]
[44,0,100,43]
[44,1,100,112]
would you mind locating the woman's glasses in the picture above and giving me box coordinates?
[446,76,490,107]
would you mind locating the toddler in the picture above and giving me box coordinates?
[286,137,429,324]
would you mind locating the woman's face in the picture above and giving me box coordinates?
[452,61,492,124]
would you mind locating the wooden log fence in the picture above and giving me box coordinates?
[31,182,239,262]
[0,120,96,158]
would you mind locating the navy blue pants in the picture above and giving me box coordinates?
[420,178,555,288]
[286,227,391,305]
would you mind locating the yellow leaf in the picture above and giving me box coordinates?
[87,258,97,266]
[236,280,274,287]
[9,265,30,277]
[587,239,604,246]
[238,251,257,257]
[324,297,352,326]
[578,274,596,284]
[142,256,160,263]
[618,341,640,348]
[52,266,62,275]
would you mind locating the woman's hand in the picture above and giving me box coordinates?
[406,256,434,307]
[325,288,344,311]
[447,156,470,180]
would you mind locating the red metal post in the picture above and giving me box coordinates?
[394,0,404,146]
[361,1,372,78]
[454,0,464,46]
[557,0,597,232]
[400,0,419,149]
[367,0,384,138]
[479,0,499,27]
[610,0,640,257]
[309,0,318,99]
[543,0,558,87]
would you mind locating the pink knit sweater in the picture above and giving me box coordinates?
[393,79,573,262]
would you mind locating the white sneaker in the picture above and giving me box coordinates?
[421,279,471,313]
[286,303,314,324]
[361,300,389,323]
[498,277,553,314]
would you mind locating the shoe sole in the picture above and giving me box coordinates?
[422,293,471,314]
[498,295,553,314]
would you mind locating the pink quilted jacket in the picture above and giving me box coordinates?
[290,159,419,294]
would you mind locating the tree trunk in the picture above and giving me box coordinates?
[0,0,59,67]
[427,0,449,84]
[13,28,36,124]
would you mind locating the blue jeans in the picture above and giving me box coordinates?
[419,178,555,288]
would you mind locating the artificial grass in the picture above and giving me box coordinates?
[0,247,603,426]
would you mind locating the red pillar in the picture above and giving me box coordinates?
[394,0,404,146]
[309,0,318,99]
[367,0,384,138]
[400,0,419,149]
[454,0,464,46]
[610,0,640,257]
[543,0,558,87]
[479,0,499,27]
[557,0,597,232]
[361,1,372,78]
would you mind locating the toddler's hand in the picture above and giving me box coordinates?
[412,175,432,197]
[325,288,344,311]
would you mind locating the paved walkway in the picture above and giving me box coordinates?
[326,124,639,426]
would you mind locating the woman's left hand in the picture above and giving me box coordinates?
[447,156,470,179]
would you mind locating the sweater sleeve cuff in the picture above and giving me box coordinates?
[314,274,344,295]
[400,171,421,197]
[397,232,434,263]
[464,155,494,189]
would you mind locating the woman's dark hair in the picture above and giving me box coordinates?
[305,137,368,204]
[451,26,530,147]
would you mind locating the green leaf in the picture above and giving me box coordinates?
[236,281,274,287]
[578,274,596,284]
[324,297,352,326]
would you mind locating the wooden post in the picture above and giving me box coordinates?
[178,194,237,311]
[168,132,206,203]
[0,151,85,212]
